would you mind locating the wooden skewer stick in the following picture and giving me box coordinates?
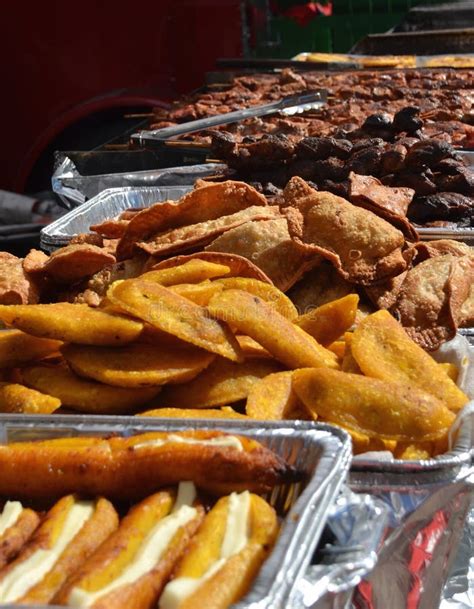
[163,140,211,149]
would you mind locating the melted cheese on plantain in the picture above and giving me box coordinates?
[0,501,23,537]
[159,490,251,609]
[0,500,94,603]
[132,434,243,451]
[68,482,198,608]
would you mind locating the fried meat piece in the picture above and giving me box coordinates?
[408,192,473,223]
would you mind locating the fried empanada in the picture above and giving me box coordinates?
[157,357,282,408]
[21,365,160,414]
[148,252,273,284]
[0,253,39,305]
[287,263,353,314]
[117,181,267,260]
[136,206,281,257]
[391,254,474,350]
[62,342,215,387]
[293,368,455,441]
[208,289,339,370]
[206,217,317,291]
[284,191,407,285]
[351,310,469,412]
[0,303,143,346]
[41,244,115,284]
[107,279,243,362]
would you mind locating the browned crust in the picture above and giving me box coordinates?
[0,508,40,570]
[42,245,116,285]
[0,431,295,501]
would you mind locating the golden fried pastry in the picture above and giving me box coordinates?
[56,484,204,609]
[0,329,61,368]
[0,431,292,501]
[0,502,40,569]
[159,491,278,609]
[0,495,118,604]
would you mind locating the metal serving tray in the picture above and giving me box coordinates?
[0,416,385,609]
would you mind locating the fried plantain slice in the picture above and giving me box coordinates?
[171,281,224,306]
[56,485,204,609]
[293,368,455,441]
[0,382,61,414]
[108,279,243,362]
[159,491,278,609]
[62,343,215,388]
[295,294,359,346]
[207,289,338,370]
[0,431,292,500]
[0,304,143,346]
[21,365,160,414]
[245,371,313,421]
[157,358,282,408]
[0,503,40,570]
[351,310,469,412]
[0,330,62,368]
[0,495,118,605]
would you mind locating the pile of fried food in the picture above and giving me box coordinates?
[0,229,470,458]
[0,430,289,608]
[211,109,474,229]
[148,68,474,148]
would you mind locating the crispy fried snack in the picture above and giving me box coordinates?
[391,254,474,350]
[140,259,231,286]
[157,358,282,408]
[117,181,268,260]
[56,485,204,609]
[62,342,215,388]
[283,176,317,204]
[159,491,278,609]
[212,277,298,320]
[0,329,61,367]
[245,371,312,421]
[147,252,273,284]
[459,283,474,327]
[295,294,359,346]
[284,191,407,285]
[0,303,144,346]
[348,172,418,240]
[107,279,243,362]
[22,249,49,275]
[0,253,39,305]
[0,495,118,605]
[206,217,317,291]
[41,244,116,284]
[171,282,224,306]
[364,271,407,310]
[0,382,60,414]
[207,289,338,370]
[0,431,293,499]
[293,368,455,441]
[414,239,472,263]
[21,365,160,414]
[138,407,248,419]
[287,263,353,314]
[236,336,272,359]
[351,310,469,413]
[91,218,130,239]
[0,502,40,570]
[136,206,282,257]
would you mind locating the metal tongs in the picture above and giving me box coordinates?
[131,90,327,146]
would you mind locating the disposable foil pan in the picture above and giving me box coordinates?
[40,186,193,252]
[417,226,474,244]
[0,416,387,609]
[51,156,224,209]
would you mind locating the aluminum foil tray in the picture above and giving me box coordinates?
[51,156,224,209]
[40,186,193,252]
[0,416,387,609]
[417,226,474,244]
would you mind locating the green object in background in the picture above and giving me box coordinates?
[251,0,453,56]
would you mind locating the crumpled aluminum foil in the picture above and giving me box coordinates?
[51,156,225,209]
